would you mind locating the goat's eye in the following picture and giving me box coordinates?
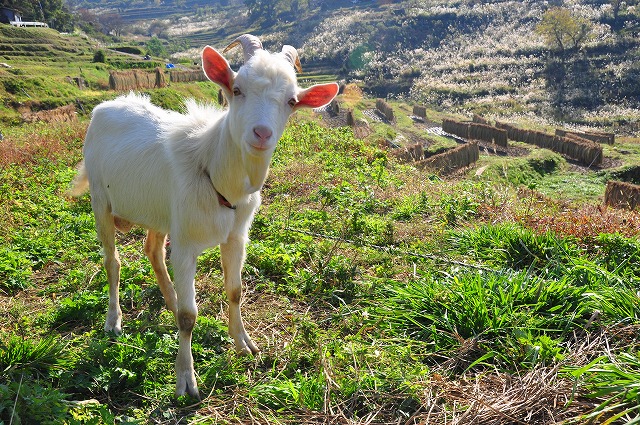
[233,87,242,96]
[288,98,297,108]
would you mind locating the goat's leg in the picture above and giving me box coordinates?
[93,206,122,334]
[171,246,200,399]
[144,230,177,314]
[220,237,259,355]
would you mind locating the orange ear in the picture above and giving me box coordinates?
[202,46,234,96]
[295,83,339,110]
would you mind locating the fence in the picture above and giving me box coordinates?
[604,180,640,210]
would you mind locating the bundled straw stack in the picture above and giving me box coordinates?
[605,180,640,210]
[22,104,76,123]
[442,119,507,147]
[109,68,166,90]
[413,105,427,120]
[375,98,395,122]
[417,141,479,174]
[169,69,208,83]
[555,129,614,145]
[495,121,602,166]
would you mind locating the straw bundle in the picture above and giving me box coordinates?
[23,104,76,123]
[169,69,207,83]
[605,180,640,210]
[442,118,470,139]
[495,122,602,166]
[417,141,479,174]
[413,105,427,119]
[376,98,395,122]
[555,129,614,145]
[469,123,508,147]
[109,68,166,90]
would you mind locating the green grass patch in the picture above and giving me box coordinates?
[2,100,640,423]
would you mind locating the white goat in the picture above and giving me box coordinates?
[69,34,338,398]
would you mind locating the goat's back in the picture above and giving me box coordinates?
[82,94,187,233]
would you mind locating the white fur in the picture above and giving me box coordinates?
[69,43,338,399]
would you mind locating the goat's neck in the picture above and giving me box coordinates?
[206,120,271,203]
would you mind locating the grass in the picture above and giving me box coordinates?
[1,111,640,423]
[2,24,640,422]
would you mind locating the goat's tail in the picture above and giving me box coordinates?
[66,161,90,197]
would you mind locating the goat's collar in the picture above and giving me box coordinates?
[203,168,236,210]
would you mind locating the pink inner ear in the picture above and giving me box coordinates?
[202,46,233,92]
[297,83,340,109]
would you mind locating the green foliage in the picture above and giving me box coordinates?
[75,331,177,398]
[93,49,106,63]
[145,36,167,58]
[0,247,33,291]
[372,269,588,368]
[249,372,325,411]
[51,291,108,331]
[536,7,593,53]
[450,223,579,272]
[571,352,640,424]
[0,335,71,376]
[1,107,640,422]
[0,380,69,425]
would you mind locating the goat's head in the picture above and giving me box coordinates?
[202,34,339,191]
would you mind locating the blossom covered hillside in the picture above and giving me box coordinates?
[299,0,639,131]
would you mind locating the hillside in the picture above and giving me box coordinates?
[65,0,640,135]
[3,5,640,424]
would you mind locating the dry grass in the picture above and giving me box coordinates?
[0,120,86,169]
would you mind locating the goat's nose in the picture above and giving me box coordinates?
[253,125,273,142]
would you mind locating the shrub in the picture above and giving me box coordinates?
[93,49,106,63]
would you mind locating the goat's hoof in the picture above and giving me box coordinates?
[104,320,122,336]
[176,383,200,401]
[176,370,200,400]
[236,339,260,356]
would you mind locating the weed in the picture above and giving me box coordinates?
[451,223,579,272]
[571,352,640,424]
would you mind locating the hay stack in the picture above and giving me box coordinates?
[555,129,614,145]
[472,114,489,124]
[413,105,427,120]
[169,69,207,83]
[605,180,640,210]
[375,98,395,122]
[495,122,602,166]
[417,141,479,174]
[469,123,508,147]
[109,68,166,90]
[442,118,470,139]
[23,104,76,123]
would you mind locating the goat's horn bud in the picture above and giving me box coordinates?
[280,45,303,73]
[223,34,263,63]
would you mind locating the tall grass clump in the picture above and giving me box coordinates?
[450,222,580,272]
[371,269,589,369]
[571,352,640,424]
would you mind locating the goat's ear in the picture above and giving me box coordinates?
[295,83,339,110]
[202,46,234,96]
